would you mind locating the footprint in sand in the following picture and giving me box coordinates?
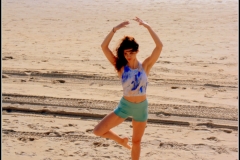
[52,80,66,84]
[29,77,35,81]
[222,129,232,133]
[45,148,54,152]
[206,136,219,142]
[18,137,35,142]
[81,152,88,156]
[2,56,13,60]
[2,74,10,78]
[59,149,68,156]
[63,123,77,127]
[204,92,215,98]
[86,129,93,133]
[218,89,226,92]
[93,141,102,147]
[219,56,227,60]
[45,131,62,137]
[102,144,110,147]
[75,143,81,145]
[93,141,109,147]
[24,71,32,76]
[15,151,26,155]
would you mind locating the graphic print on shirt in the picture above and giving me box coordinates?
[131,71,142,91]
[121,66,131,83]
[121,63,148,96]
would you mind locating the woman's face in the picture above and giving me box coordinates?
[124,49,138,62]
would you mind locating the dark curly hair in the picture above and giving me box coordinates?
[114,36,139,71]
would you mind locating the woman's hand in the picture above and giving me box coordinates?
[133,17,150,28]
[114,21,130,32]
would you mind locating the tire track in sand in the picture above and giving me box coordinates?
[2,93,237,121]
[2,69,238,89]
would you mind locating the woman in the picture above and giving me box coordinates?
[93,17,163,160]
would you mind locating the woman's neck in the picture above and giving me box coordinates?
[127,59,138,69]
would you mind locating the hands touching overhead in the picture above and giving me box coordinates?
[133,17,150,28]
[113,17,150,33]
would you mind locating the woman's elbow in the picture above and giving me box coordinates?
[101,41,108,48]
[159,41,163,47]
[101,43,105,48]
[156,43,163,50]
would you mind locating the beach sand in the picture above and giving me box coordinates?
[2,0,238,159]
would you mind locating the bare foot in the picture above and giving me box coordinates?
[119,137,132,150]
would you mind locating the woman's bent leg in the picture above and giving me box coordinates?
[93,111,131,149]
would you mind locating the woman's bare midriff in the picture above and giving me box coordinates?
[123,95,146,103]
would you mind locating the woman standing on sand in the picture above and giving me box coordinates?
[93,17,163,160]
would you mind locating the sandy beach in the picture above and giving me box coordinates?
[2,0,238,159]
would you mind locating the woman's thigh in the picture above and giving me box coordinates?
[132,119,147,142]
[93,112,126,135]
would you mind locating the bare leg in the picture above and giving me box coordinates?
[131,120,147,160]
[93,111,131,150]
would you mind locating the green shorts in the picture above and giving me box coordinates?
[114,97,148,122]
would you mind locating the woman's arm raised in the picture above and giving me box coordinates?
[101,21,130,66]
[133,17,163,73]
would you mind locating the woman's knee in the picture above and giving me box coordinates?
[132,138,142,145]
[93,126,103,136]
